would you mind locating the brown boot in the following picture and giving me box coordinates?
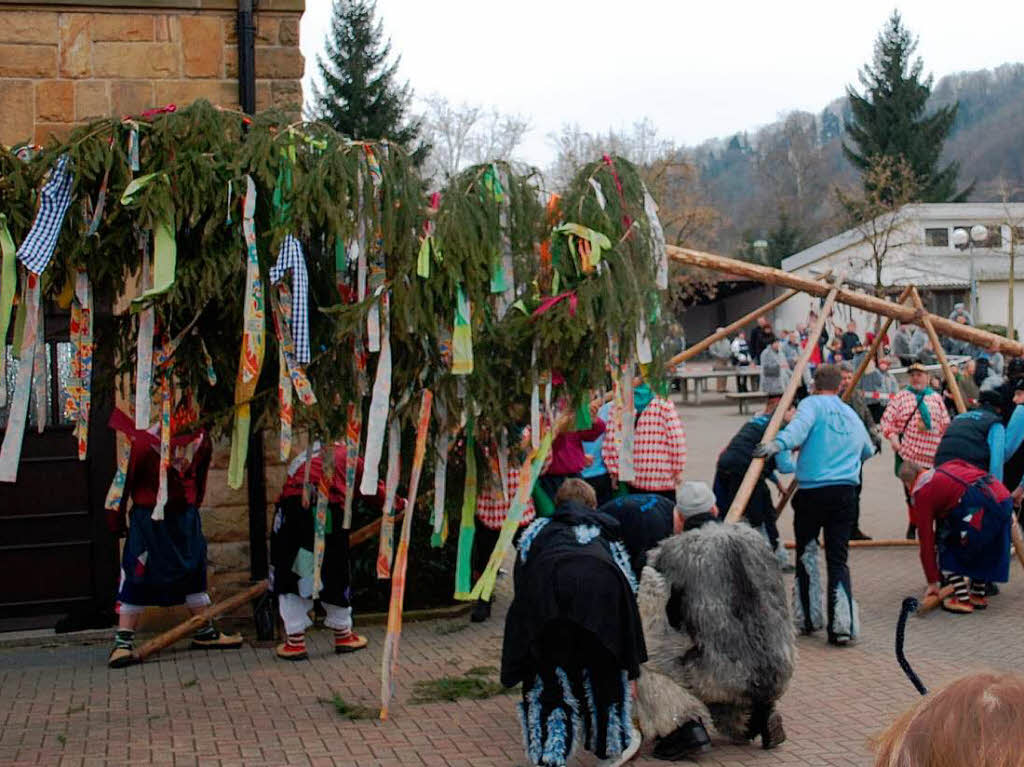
[941,597,973,614]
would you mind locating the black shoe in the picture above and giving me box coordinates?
[828,634,852,647]
[906,523,917,540]
[985,582,999,596]
[652,719,712,760]
[761,709,786,749]
[850,528,872,541]
[470,599,491,623]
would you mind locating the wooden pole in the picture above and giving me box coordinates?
[774,286,913,518]
[132,579,268,662]
[667,246,1024,356]
[726,283,841,524]
[910,287,967,415]
[665,277,827,368]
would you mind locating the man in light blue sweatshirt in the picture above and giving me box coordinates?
[753,364,875,647]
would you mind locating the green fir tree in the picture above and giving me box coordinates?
[843,11,969,202]
[312,0,428,164]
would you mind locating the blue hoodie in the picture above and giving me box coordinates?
[772,394,874,489]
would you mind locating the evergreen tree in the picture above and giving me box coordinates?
[312,0,428,164]
[843,11,968,202]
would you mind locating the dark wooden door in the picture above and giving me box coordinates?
[0,310,116,631]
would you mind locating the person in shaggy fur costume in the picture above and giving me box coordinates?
[634,482,795,760]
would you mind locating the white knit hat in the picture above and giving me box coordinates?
[676,481,715,517]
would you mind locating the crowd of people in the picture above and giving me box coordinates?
[99,303,1022,767]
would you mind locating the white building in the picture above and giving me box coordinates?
[774,202,1024,339]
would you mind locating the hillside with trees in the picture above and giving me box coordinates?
[686,62,1024,260]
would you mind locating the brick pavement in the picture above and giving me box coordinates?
[1,397,1022,767]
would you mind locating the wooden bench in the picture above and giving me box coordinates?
[672,366,760,404]
[725,391,769,415]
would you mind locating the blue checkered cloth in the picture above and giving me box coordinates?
[269,234,310,364]
[17,154,74,275]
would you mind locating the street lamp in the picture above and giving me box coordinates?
[953,225,988,319]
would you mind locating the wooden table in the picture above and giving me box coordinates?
[671,366,761,404]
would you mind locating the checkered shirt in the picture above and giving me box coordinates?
[879,389,950,468]
[17,154,74,275]
[602,397,687,491]
[475,460,536,531]
[269,234,310,363]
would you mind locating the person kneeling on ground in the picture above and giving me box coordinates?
[634,482,793,760]
[898,458,1014,615]
[270,445,383,660]
[501,479,646,767]
[106,409,241,668]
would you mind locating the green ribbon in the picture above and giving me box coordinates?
[452,285,473,375]
[123,174,177,309]
[555,223,612,267]
[0,215,15,400]
[417,236,433,279]
[454,418,477,598]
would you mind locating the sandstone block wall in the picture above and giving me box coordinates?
[0,0,305,147]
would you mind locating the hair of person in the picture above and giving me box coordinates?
[554,477,597,509]
[873,671,1024,767]
[897,459,923,487]
[813,364,842,392]
[839,361,854,373]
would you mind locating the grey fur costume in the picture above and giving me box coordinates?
[635,522,795,742]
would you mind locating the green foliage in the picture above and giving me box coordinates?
[312,0,427,165]
[322,693,376,720]
[410,671,513,703]
[843,11,967,202]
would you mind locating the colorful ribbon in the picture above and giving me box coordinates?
[452,286,473,375]
[380,389,432,721]
[66,269,93,459]
[31,291,46,434]
[359,294,392,495]
[453,418,477,599]
[312,443,334,598]
[554,223,612,272]
[133,232,154,429]
[642,183,669,290]
[104,431,132,511]
[532,290,578,318]
[151,369,171,521]
[270,283,317,461]
[122,174,177,308]
[0,215,16,407]
[431,401,449,547]
[0,274,41,482]
[228,176,265,490]
[342,402,362,529]
[17,155,74,275]
[268,235,310,364]
[376,420,401,579]
[617,362,636,483]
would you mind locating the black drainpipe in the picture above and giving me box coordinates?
[237,0,273,640]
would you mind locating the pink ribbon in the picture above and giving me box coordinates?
[532,291,577,318]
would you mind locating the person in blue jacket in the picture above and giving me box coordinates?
[753,364,875,647]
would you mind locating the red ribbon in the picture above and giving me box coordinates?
[602,154,633,230]
[139,104,177,120]
[532,291,577,318]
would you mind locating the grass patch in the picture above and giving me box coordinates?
[320,693,376,721]
[57,734,67,746]
[182,678,198,688]
[433,620,468,636]
[410,671,514,704]
[66,704,85,715]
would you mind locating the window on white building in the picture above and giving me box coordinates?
[925,227,949,246]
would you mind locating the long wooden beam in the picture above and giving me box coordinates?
[725,283,841,523]
[667,246,1024,356]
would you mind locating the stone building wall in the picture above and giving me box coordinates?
[0,0,306,603]
[0,0,305,147]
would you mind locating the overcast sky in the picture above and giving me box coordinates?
[299,0,1024,167]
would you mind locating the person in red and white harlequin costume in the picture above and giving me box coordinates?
[603,383,686,502]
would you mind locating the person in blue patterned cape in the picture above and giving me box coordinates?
[501,478,646,767]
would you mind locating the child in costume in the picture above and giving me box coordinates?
[106,409,241,668]
[271,445,389,660]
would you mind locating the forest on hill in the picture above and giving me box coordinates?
[684,63,1024,261]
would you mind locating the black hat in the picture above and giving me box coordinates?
[979,389,1004,409]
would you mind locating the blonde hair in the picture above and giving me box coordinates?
[554,478,597,509]
[874,672,1024,767]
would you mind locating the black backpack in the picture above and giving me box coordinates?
[974,357,990,386]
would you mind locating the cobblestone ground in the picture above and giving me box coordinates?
[2,395,1022,766]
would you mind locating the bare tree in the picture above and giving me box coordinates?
[834,154,921,298]
[418,95,530,185]
[995,179,1024,338]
